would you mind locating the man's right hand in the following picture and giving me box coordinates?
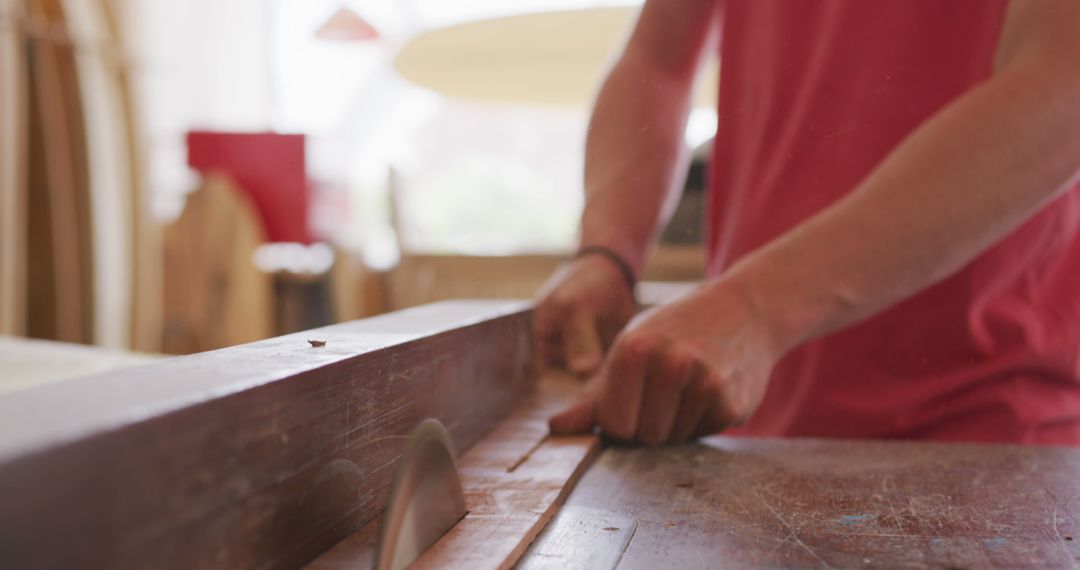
[534,254,638,375]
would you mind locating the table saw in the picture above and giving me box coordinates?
[1,298,1078,569]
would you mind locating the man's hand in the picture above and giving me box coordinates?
[534,255,638,375]
[548,280,782,445]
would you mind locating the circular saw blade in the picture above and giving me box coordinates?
[375,419,467,570]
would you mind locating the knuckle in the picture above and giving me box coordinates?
[711,385,749,427]
[668,348,698,378]
[619,333,655,361]
[549,292,572,312]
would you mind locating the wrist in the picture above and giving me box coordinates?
[573,246,637,294]
[717,253,857,354]
[578,226,649,275]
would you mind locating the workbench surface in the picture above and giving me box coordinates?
[521,436,1080,569]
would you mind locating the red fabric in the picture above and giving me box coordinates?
[187,131,311,243]
[709,0,1080,445]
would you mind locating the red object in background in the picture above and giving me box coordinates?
[187,131,311,244]
[315,7,380,42]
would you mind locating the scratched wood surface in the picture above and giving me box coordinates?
[0,301,535,569]
[521,436,1080,569]
[307,370,599,570]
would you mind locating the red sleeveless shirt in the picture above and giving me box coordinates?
[709,0,1080,444]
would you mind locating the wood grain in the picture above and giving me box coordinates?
[523,436,1080,569]
[26,0,90,343]
[517,506,637,570]
[307,370,600,570]
[0,301,535,569]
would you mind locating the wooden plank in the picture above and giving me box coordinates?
[26,0,88,343]
[517,506,637,570]
[0,0,28,336]
[306,370,600,570]
[45,0,96,344]
[99,0,162,353]
[522,436,1080,568]
[0,301,535,569]
[63,0,134,349]
[161,173,273,354]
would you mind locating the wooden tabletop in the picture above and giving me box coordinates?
[521,436,1080,569]
[0,335,158,396]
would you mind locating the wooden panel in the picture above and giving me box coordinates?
[0,301,535,569]
[99,0,161,353]
[161,173,272,354]
[523,436,1080,568]
[0,0,28,335]
[26,0,90,343]
[307,371,600,570]
[45,0,96,344]
[64,0,135,349]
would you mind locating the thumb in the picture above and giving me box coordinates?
[548,396,598,435]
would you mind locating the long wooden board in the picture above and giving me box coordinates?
[0,301,536,569]
[307,371,600,570]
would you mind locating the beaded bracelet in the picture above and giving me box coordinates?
[573,245,637,293]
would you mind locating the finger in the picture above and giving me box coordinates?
[596,336,649,441]
[694,376,737,438]
[562,311,603,375]
[548,395,598,435]
[668,369,708,443]
[636,355,692,446]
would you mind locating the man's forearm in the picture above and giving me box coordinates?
[577,0,718,274]
[579,53,694,273]
[723,54,1080,352]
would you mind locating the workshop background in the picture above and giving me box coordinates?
[0,0,718,359]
